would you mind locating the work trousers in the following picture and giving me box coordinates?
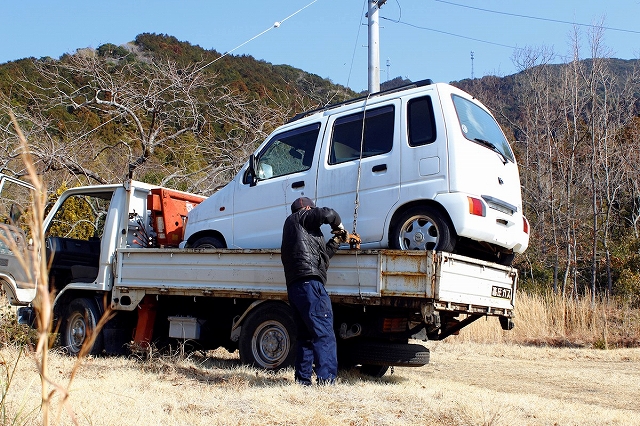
[287,278,338,385]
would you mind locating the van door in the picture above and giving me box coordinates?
[316,102,400,245]
[232,123,321,249]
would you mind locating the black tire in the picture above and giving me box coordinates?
[497,251,515,266]
[389,206,455,252]
[191,236,225,248]
[347,342,430,367]
[360,364,390,378]
[61,298,104,356]
[238,303,297,370]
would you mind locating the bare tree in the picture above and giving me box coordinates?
[25,52,215,180]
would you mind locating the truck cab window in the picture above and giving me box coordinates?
[46,194,110,241]
[329,105,394,165]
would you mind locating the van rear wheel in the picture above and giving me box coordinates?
[390,206,455,252]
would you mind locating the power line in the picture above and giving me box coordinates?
[67,1,320,145]
[380,16,519,49]
[435,0,640,35]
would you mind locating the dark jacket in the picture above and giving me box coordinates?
[281,207,342,286]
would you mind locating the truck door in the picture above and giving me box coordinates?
[316,102,400,245]
[232,123,322,249]
[0,175,36,305]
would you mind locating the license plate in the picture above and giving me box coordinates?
[491,286,512,299]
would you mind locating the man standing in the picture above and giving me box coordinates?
[281,196,347,386]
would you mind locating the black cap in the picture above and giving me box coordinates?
[291,197,315,213]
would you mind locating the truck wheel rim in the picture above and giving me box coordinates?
[400,215,438,250]
[251,320,290,369]
[67,312,87,353]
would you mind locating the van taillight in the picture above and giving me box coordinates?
[523,216,530,234]
[467,197,485,216]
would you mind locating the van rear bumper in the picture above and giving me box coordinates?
[435,193,529,253]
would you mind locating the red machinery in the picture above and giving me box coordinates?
[147,188,206,247]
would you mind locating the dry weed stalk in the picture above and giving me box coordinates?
[456,289,639,347]
[4,110,113,425]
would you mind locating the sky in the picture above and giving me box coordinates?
[2,1,640,93]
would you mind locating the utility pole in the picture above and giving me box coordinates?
[367,0,387,93]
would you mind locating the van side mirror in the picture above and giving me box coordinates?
[247,154,258,187]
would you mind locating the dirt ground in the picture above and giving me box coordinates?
[420,342,640,425]
[2,342,640,425]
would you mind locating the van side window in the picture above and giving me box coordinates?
[408,96,437,147]
[252,123,320,182]
[329,105,394,165]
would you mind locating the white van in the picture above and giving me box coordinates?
[182,80,529,265]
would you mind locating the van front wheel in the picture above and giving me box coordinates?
[390,207,455,252]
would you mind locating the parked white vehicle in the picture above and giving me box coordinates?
[183,80,529,265]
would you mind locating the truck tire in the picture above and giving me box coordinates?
[61,298,104,356]
[238,303,297,370]
[389,206,455,252]
[191,236,225,249]
[359,365,390,378]
[347,342,430,368]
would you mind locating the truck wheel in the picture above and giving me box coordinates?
[191,236,225,248]
[238,303,297,370]
[390,206,455,252]
[497,251,515,266]
[360,365,390,378]
[347,342,430,368]
[61,298,104,356]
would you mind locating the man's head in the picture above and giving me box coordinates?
[291,197,315,213]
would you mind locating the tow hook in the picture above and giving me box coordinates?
[339,323,362,339]
[500,316,515,331]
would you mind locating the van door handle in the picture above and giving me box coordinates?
[372,164,387,173]
[291,181,305,189]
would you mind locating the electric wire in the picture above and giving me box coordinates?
[435,0,640,35]
[380,16,519,50]
[345,0,368,89]
[67,0,320,148]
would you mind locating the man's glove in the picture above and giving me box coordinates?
[331,223,348,243]
[331,228,349,243]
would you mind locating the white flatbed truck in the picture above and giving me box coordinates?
[2,179,517,376]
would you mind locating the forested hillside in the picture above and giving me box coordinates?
[2,33,640,303]
[1,33,356,193]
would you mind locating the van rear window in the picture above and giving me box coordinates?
[452,94,515,163]
[408,96,437,146]
[329,105,394,164]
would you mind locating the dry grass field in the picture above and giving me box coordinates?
[2,287,640,425]
[1,340,639,426]
[2,286,640,425]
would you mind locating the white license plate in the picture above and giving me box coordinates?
[491,286,512,299]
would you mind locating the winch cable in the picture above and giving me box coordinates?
[352,93,372,300]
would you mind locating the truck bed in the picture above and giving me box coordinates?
[113,248,517,317]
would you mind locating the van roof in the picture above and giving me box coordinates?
[287,79,434,123]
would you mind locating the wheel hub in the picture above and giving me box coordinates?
[262,330,283,357]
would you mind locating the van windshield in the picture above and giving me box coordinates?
[452,95,514,163]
